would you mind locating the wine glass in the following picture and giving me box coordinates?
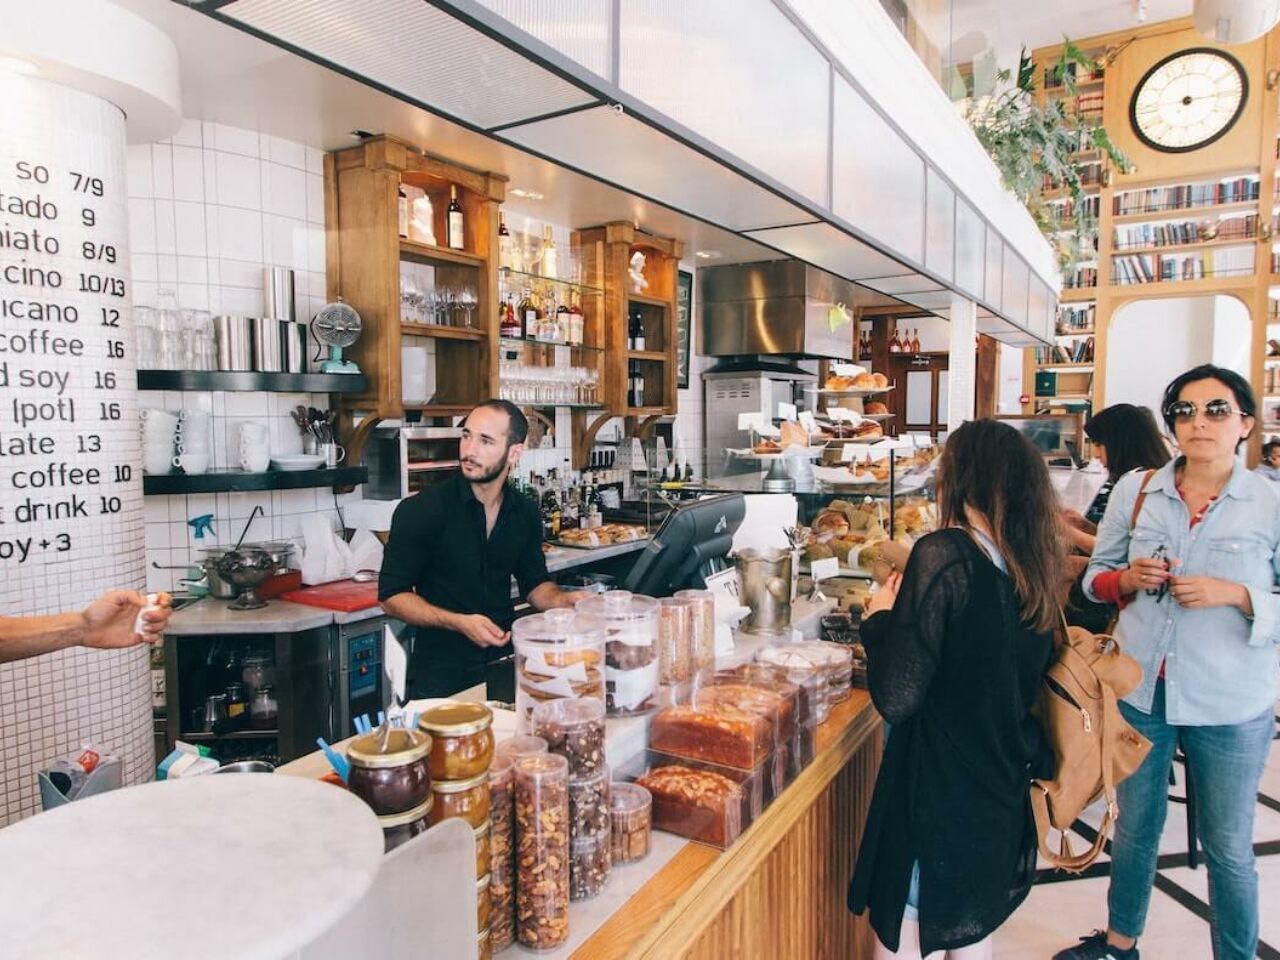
[457,286,477,328]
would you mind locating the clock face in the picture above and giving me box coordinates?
[1129,48,1248,153]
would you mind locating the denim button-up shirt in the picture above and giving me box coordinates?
[1084,458,1280,726]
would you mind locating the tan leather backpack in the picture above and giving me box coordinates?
[1030,469,1156,872]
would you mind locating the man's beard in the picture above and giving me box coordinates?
[464,456,508,484]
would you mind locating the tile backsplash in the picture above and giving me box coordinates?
[127,118,365,592]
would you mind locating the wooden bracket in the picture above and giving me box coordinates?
[333,411,383,493]
[572,410,614,470]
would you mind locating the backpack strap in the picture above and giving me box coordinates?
[1128,469,1156,531]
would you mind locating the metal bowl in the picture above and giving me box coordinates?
[213,548,275,610]
[213,760,275,774]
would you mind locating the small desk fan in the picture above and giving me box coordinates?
[311,298,362,374]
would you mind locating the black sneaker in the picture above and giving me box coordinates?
[1052,930,1140,960]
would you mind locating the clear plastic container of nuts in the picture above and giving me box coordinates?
[531,696,606,778]
[488,756,516,952]
[673,589,717,681]
[570,833,612,901]
[657,597,693,686]
[610,782,652,864]
[512,608,606,732]
[568,765,611,843]
[515,753,570,952]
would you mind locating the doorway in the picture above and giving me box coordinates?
[889,352,950,436]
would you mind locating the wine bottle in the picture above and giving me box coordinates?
[567,291,584,346]
[500,295,521,338]
[632,310,646,351]
[910,329,921,353]
[397,186,409,239]
[498,211,513,270]
[447,185,464,250]
[889,329,903,353]
[518,286,538,341]
[683,460,694,483]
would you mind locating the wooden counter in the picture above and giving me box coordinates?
[571,691,883,959]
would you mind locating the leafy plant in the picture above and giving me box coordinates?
[962,39,1131,272]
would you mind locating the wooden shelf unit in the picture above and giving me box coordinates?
[1026,21,1280,464]
[324,136,506,462]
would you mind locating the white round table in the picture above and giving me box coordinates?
[0,774,383,960]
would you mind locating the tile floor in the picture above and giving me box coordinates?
[994,706,1280,959]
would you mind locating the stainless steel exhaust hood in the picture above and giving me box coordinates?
[700,260,859,359]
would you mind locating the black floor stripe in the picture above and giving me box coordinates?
[1259,792,1280,816]
[1032,817,1280,958]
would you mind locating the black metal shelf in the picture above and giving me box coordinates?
[180,729,279,741]
[143,467,367,495]
[137,370,369,393]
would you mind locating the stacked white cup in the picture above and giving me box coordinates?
[239,422,270,472]
[174,409,212,475]
[141,408,180,475]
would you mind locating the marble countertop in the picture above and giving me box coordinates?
[166,596,337,635]
[543,537,649,573]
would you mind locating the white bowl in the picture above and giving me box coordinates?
[270,453,326,472]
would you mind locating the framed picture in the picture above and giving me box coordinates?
[676,269,693,389]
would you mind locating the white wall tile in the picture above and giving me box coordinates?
[265,134,307,170]
[215,151,261,210]
[177,255,207,285]
[216,206,263,262]
[220,286,262,314]
[202,151,218,205]
[171,145,204,203]
[154,200,176,256]
[305,173,325,225]
[172,119,203,148]
[173,201,206,258]
[264,162,308,220]
[206,122,259,157]
[131,253,158,283]
[126,145,153,199]
[304,147,324,175]
[264,215,308,271]
[306,227,325,274]
[225,391,270,416]
[176,284,209,311]
[157,254,177,285]
[151,143,173,199]
[218,258,263,289]
[133,281,158,308]
[128,197,156,254]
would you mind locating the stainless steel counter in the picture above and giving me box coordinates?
[165,597,337,635]
[543,538,649,573]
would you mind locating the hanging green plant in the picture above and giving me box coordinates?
[963,39,1131,273]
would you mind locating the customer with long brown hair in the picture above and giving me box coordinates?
[848,419,1063,959]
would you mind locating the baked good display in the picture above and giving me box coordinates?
[864,401,889,415]
[824,375,856,390]
[753,439,782,454]
[852,421,883,440]
[557,524,646,548]
[635,764,746,848]
[852,372,878,389]
[779,420,810,449]
[649,704,773,770]
[696,682,796,744]
[812,510,850,536]
[871,372,890,389]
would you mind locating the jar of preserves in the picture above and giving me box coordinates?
[474,820,492,877]
[476,872,491,931]
[514,753,570,951]
[428,770,491,829]
[346,727,433,816]
[530,697,606,778]
[378,795,433,854]
[511,608,606,731]
[576,591,660,716]
[418,702,495,781]
[673,589,716,680]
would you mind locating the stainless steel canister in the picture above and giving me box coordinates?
[736,547,793,636]
[263,267,296,322]
[283,322,308,373]
[214,315,254,371]
[251,316,284,372]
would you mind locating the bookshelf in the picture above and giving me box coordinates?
[1025,20,1279,461]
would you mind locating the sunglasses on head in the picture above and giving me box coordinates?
[1165,398,1239,423]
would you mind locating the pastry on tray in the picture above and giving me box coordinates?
[753,439,782,454]
[864,401,889,415]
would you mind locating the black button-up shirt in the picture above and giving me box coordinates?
[378,475,551,696]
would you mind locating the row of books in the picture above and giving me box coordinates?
[1064,266,1099,288]
[1112,215,1257,250]
[1048,194,1100,225]
[1043,61,1105,89]
[1056,304,1095,333]
[1111,246,1255,284]
[1112,177,1260,217]
[1035,337,1095,365]
[1042,162,1102,193]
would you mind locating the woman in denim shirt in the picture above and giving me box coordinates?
[1056,365,1280,960]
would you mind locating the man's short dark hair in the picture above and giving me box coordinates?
[1264,440,1280,457]
[470,399,528,446]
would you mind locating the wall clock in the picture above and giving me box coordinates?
[1129,47,1248,153]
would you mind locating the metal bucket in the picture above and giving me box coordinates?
[214,315,254,371]
[252,316,283,372]
[283,322,308,373]
[736,547,793,636]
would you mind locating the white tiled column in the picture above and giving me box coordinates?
[948,293,977,432]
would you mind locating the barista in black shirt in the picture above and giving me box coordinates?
[378,400,590,697]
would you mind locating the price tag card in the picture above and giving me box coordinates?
[830,362,865,378]
[910,433,934,447]
[704,566,741,603]
[827,407,861,423]
[777,401,797,421]
[737,411,765,431]
[798,410,816,432]
[810,557,840,582]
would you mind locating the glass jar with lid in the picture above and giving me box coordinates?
[514,753,570,951]
[673,589,717,681]
[428,770,492,830]
[511,607,606,731]
[241,651,274,699]
[378,795,433,853]
[418,702,495,781]
[575,590,660,716]
[249,684,278,729]
[347,727,433,816]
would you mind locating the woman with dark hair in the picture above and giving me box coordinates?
[1063,404,1171,631]
[848,419,1062,960]
[1056,364,1280,960]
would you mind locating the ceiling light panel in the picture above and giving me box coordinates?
[473,0,612,80]
[499,105,807,231]
[898,290,956,310]
[223,0,598,130]
[858,274,944,296]
[925,168,955,282]
[1002,245,1031,327]
[955,197,985,300]
[985,228,1004,310]
[619,0,830,207]
[742,222,911,279]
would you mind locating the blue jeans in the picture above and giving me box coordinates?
[1107,681,1273,960]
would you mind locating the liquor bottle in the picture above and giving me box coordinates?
[500,295,521,338]
[683,460,694,483]
[567,291,584,346]
[555,301,570,344]
[447,185,465,250]
[541,225,558,280]
[498,212,513,271]
[397,186,409,239]
[518,285,539,341]
[888,329,903,353]
[631,310,646,351]
[911,329,922,353]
